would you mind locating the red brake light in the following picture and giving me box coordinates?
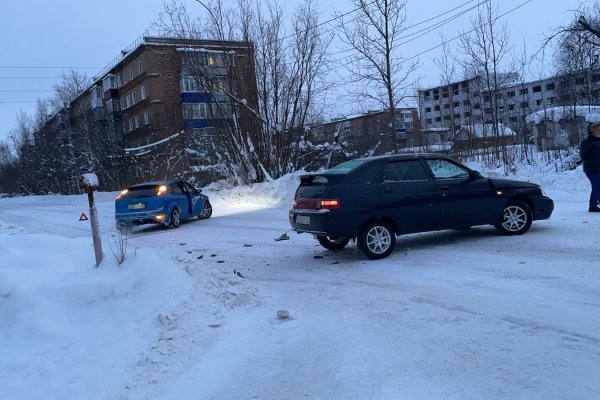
[320,198,340,210]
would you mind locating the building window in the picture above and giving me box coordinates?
[508,104,515,110]
[131,91,137,105]
[576,77,585,84]
[508,91,515,97]
[425,107,431,113]
[426,118,432,123]
[144,111,150,125]
[134,116,140,129]
[521,101,528,108]
[183,102,210,119]
[444,103,450,109]
[435,116,441,122]
[520,88,528,95]
[128,119,133,132]
[434,105,440,111]
[138,60,143,74]
[533,86,542,93]
[453,102,459,107]
[546,82,555,90]
[141,85,146,100]
[536,99,542,106]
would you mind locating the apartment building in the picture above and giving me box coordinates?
[418,69,600,148]
[307,108,420,150]
[33,36,258,192]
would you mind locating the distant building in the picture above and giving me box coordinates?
[525,106,600,150]
[418,69,600,150]
[305,108,420,158]
[33,36,258,192]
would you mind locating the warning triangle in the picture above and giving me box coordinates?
[79,213,89,221]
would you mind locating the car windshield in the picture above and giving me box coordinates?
[121,185,163,199]
[324,159,369,174]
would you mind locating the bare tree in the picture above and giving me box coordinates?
[50,70,90,112]
[336,0,419,151]
[458,0,514,163]
[433,34,460,152]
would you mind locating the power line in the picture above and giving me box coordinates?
[0,66,98,69]
[0,90,54,93]
[0,77,61,80]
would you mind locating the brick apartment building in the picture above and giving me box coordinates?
[303,108,421,166]
[33,36,258,193]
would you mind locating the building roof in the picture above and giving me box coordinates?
[525,106,600,124]
[457,123,515,138]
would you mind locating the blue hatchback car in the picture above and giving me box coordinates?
[115,179,212,231]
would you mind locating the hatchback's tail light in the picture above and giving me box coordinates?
[293,198,340,210]
[320,198,341,210]
[116,189,128,200]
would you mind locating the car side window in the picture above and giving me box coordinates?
[382,160,429,183]
[426,159,469,180]
[182,182,197,194]
[171,184,184,195]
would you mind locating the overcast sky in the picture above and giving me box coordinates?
[0,0,581,143]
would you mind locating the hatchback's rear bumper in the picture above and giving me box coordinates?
[289,208,344,237]
[115,206,167,224]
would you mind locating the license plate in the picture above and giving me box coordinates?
[296,215,310,225]
[128,203,145,210]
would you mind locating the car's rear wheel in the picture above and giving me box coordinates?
[170,208,181,229]
[317,236,350,250]
[358,221,396,260]
[198,200,212,219]
[495,200,532,235]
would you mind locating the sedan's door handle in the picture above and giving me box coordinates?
[384,187,394,193]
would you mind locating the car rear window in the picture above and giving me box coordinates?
[122,185,163,198]
[324,159,369,174]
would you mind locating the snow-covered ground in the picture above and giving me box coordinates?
[1,163,599,400]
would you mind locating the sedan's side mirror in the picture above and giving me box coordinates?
[468,169,483,180]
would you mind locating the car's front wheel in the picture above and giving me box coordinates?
[358,221,396,260]
[198,200,212,219]
[169,208,181,229]
[317,236,350,250]
[495,200,532,235]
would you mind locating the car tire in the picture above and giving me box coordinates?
[317,236,350,250]
[495,200,532,235]
[198,200,212,219]
[358,220,396,260]
[170,208,181,229]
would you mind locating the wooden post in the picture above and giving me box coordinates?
[79,173,103,267]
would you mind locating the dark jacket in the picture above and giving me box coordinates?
[580,134,600,173]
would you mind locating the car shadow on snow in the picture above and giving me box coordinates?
[306,224,552,262]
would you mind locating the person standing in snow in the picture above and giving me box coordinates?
[580,121,600,212]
